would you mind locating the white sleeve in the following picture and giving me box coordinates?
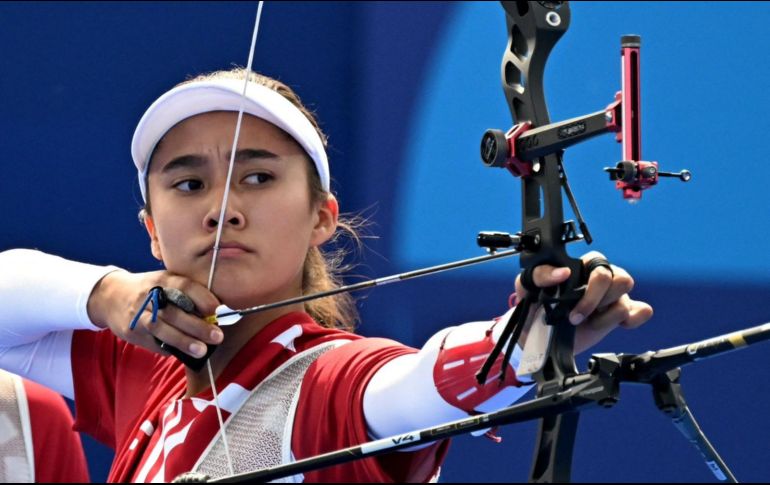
[0,332,76,398]
[0,248,120,397]
[363,307,534,443]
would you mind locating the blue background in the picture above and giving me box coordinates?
[1,1,770,482]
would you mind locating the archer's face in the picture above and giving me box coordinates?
[145,111,334,309]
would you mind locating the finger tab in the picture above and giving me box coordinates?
[163,287,196,314]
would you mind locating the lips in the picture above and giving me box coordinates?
[199,241,253,257]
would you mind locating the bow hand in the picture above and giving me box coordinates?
[514,251,653,355]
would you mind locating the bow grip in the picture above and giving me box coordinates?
[538,255,587,326]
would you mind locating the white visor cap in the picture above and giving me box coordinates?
[131,78,330,201]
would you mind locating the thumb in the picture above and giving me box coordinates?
[516,266,572,299]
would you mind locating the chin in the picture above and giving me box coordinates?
[209,270,302,309]
[220,295,263,311]
[214,285,288,311]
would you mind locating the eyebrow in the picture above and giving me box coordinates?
[160,148,280,174]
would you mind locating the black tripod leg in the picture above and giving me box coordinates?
[653,370,738,483]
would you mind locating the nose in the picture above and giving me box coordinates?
[204,205,245,231]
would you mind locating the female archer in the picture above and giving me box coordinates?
[0,68,652,482]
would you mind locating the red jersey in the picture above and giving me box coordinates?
[71,311,448,482]
[14,378,90,483]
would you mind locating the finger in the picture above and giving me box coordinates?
[164,275,220,316]
[516,266,572,299]
[123,286,221,345]
[589,296,632,332]
[574,297,632,354]
[119,309,172,355]
[143,317,211,358]
[160,305,223,345]
[595,265,634,310]
[570,264,614,325]
[619,299,654,329]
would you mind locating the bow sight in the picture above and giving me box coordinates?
[480,35,691,201]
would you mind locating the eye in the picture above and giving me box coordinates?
[173,179,204,192]
[243,172,274,185]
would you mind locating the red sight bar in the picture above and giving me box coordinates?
[480,35,690,201]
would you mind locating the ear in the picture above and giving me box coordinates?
[143,213,164,262]
[310,194,339,247]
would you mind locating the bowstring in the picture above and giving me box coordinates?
[205,1,265,477]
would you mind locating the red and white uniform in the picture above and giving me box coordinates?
[0,249,534,482]
[24,379,90,483]
[0,372,89,483]
[71,311,448,482]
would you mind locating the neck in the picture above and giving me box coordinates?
[183,302,306,397]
